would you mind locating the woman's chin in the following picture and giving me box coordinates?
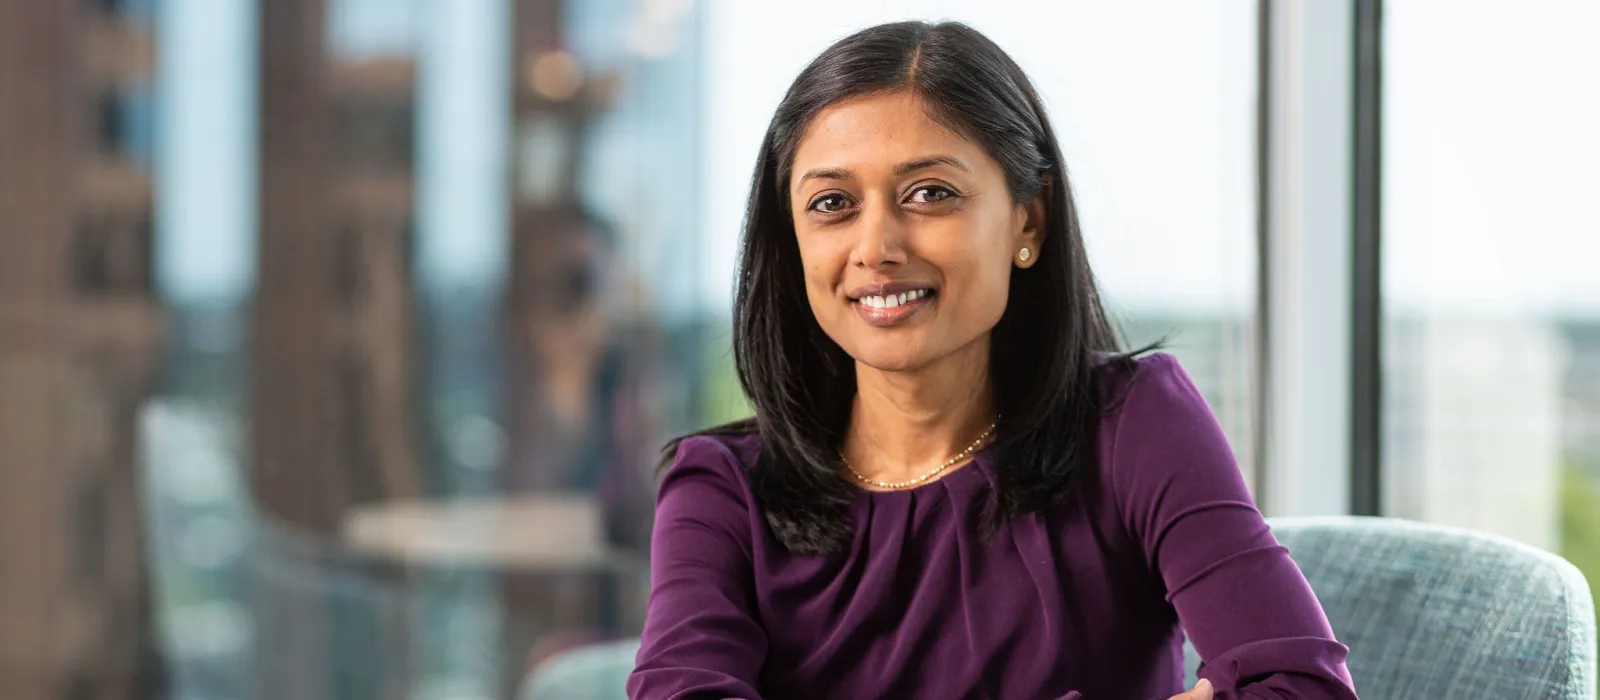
[849,342,932,373]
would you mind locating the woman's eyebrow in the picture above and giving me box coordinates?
[795,166,853,189]
[794,155,969,191]
[894,155,970,175]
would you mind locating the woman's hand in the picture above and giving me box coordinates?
[1166,678,1213,700]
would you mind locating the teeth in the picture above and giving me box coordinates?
[859,290,932,309]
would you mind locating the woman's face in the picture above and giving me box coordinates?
[788,91,1042,373]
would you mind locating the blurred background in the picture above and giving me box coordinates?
[0,0,1594,698]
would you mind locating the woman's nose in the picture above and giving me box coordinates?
[852,198,909,269]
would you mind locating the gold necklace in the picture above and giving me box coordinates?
[841,420,998,490]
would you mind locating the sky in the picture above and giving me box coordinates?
[1383,0,1600,316]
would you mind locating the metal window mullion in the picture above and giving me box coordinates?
[1259,0,1356,517]
[1350,0,1384,517]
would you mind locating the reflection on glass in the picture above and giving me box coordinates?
[142,0,705,697]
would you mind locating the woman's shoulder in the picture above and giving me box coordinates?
[674,428,761,468]
[663,427,764,495]
[1093,350,1219,442]
[1094,350,1190,405]
[652,429,767,545]
[1092,350,1239,493]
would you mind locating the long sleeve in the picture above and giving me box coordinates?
[628,437,767,700]
[1107,355,1358,699]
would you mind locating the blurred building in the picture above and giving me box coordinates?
[0,1,166,698]
[1383,316,1566,550]
[249,2,425,698]
[496,0,664,691]
[1561,320,1600,472]
[247,1,674,696]
[253,0,422,537]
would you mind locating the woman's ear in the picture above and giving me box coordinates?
[1015,176,1050,268]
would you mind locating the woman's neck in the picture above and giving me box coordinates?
[843,339,996,487]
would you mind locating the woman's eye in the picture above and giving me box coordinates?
[808,194,850,214]
[908,185,956,204]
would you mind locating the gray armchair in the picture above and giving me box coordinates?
[1184,516,1596,699]
[521,638,638,700]
[522,517,1598,699]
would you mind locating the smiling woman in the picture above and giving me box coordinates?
[790,92,1038,375]
[630,21,1358,700]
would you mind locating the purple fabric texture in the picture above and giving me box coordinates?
[629,354,1357,699]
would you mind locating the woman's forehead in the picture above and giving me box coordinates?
[792,93,983,175]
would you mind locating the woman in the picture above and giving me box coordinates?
[630,21,1357,700]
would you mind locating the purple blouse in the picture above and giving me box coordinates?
[629,354,1357,699]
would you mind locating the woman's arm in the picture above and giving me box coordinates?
[1109,354,1358,699]
[628,437,767,700]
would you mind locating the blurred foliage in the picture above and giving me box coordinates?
[700,333,753,428]
[1560,462,1600,594]
[1559,460,1600,684]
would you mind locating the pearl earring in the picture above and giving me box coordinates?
[1018,247,1032,262]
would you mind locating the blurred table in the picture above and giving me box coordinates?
[340,494,649,694]
[341,494,642,573]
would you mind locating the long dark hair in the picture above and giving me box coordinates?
[667,21,1139,555]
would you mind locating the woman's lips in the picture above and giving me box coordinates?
[853,289,934,327]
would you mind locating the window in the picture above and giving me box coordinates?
[1381,0,1600,588]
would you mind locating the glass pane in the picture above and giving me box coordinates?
[1383,0,1600,597]
[146,0,706,697]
